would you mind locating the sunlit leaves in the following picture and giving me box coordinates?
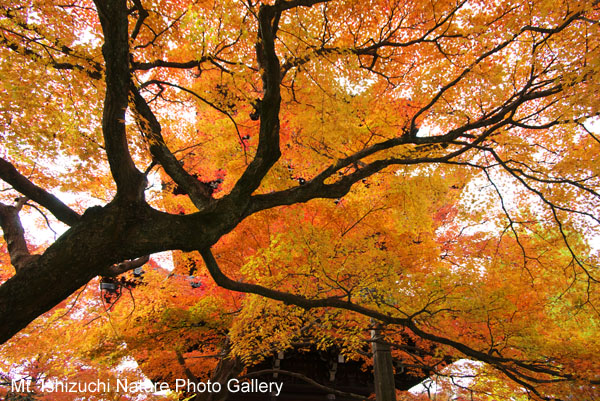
[2,0,600,398]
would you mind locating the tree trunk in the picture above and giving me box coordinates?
[371,322,396,401]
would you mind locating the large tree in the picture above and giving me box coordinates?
[1,0,600,398]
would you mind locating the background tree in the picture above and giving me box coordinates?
[1,0,600,399]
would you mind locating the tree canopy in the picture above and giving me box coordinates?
[1,0,600,399]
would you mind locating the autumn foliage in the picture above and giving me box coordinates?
[1,0,600,399]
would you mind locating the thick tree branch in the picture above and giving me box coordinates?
[199,248,411,325]
[0,198,38,272]
[227,5,282,201]
[0,157,80,226]
[130,0,149,41]
[199,247,572,388]
[130,85,214,210]
[245,78,563,215]
[227,0,331,202]
[94,0,146,202]
[0,205,187,343]
[245,138,483,214]
[132,57,211,71]
[98,255,150,277]
[0,199,245,344]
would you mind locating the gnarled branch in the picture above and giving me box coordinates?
[94,0,146,202]
[130,85,214,210]
[0,157,80,226]
[0,198,39,272]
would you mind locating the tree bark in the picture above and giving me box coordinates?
[371,323,397,401]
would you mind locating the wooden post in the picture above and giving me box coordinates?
[371,321,396,401]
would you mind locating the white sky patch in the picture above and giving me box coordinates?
[151,251,175,272]
[335,76,375,95]
[72,27,102,48]
[26,9,42,25]
[143,170,166,205]
[409,359,532,400]
[417,123,444,137]
[410,359,482,397]
[117,357,172,398]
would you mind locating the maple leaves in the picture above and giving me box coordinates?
[0,0,600,399]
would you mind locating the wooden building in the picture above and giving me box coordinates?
[227,347,431,401]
